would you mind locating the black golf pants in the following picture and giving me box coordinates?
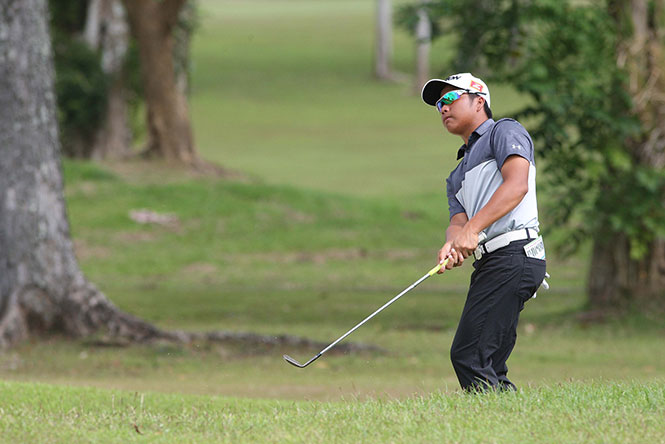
[450,240,546,392]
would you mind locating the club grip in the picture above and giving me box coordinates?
[428,258,449,276]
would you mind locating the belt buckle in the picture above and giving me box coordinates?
[473,248,483,261]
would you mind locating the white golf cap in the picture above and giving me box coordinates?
[421,73,491,108]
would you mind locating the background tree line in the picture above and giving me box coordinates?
[49,0,200,165]
[1,0,664,350]
[0,0,218,348]
[398,0,665,315]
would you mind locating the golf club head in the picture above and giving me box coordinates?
[283,354,306,368]
[283,353,322,368]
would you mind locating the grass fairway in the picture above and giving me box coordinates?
[0,161,662,405]
[190,0,528,197]
[2,0,665,442]
[2,380,664,443]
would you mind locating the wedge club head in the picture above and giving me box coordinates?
[283,353,321,368]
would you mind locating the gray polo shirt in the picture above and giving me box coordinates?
[446,118,540,241]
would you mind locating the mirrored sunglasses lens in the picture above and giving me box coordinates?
[443,91,461,104]
[436,91,464,111]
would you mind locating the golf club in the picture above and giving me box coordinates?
[283,258,449,368]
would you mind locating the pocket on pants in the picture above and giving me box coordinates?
[516,257,547,302]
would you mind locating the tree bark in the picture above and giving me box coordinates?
[414,3,431,93]
[588,0,665,312]
[374,0,393,80]
[173,0,196,96]
[121,0,199,164]
[84,0,132,160]
[588,235,665,312]
[0,0,177,348]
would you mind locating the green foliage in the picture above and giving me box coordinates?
[394,2,444,41]
[49,0,109,156]
[406,0,665,258]
[52,36,109,154]
[48,0,87,33]
[48,0,199,155]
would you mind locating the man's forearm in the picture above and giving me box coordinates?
[446,223,464,243]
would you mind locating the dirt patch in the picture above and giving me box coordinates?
[253,248,368,265]
[114,231,160,243]
[225,248,423,265]
[256,202,315,225]
[73,239,112,260]
[181,262,219,276]
[102,158,251,184]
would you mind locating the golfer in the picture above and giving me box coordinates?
[421,73,547,391]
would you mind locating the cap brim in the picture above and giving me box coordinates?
[421,79,451,106]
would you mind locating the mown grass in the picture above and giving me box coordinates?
[189,0,529,197]
[0,160,659,403]
[2,1,665,441]
[1,380,664,443]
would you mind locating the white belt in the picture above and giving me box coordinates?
[474,228,539,261]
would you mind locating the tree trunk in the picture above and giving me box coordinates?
[588,0,665,312]
[173,0,196,96]
[374,0,393,80]
[0,0,175,348]
[588,235,665,312]
[414,3,431,93]
[84,0,132,160]
[121,0,199,164]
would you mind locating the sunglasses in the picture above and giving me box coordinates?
[436,89,469,112]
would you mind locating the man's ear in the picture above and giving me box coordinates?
[476,96,485,112]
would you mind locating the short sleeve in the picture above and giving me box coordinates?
[446,169,466,220]
[491,119,534,171]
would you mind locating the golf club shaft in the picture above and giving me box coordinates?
[310,260,447,360]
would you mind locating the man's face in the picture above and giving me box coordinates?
[438,85,479,136]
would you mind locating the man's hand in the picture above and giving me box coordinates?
[437,213,469,274]
[437,241,464,274]
[451,225,480,259]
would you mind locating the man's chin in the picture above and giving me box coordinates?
[443,120,458,134]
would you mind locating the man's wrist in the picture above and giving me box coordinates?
[445,226,462,242]
[466,218,484,236]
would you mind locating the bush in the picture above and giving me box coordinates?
[52,34,109,157]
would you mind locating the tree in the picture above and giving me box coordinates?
[403,0,665,313]
[0,0,172,347]
[395,1,444,92]
[414,1,432,93]
[49,0,112,158]
[590,0,665,310]
[374,0,394,80]
[121,0,200,164]
[83,0,132,160]
[0,0,374,353]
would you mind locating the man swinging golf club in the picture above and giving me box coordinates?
[422,73,547,391]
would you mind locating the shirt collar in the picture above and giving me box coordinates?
[456,118,495,160]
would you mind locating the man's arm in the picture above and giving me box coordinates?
[452,155,530,258]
